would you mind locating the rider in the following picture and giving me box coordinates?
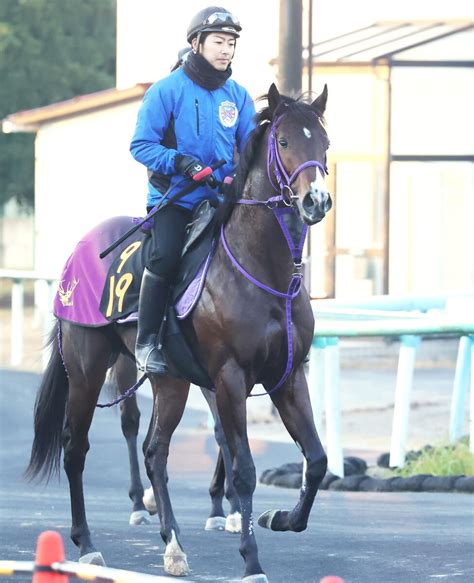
[130,6,256,374]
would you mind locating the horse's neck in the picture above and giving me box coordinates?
[225,164,299,290]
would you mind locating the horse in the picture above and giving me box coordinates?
[107,353,241,531]
[26,82,332,582]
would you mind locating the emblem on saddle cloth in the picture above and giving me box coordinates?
[58,278,79,307]
[219,100,238,128]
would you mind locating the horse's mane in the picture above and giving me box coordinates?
[214,92,324,229]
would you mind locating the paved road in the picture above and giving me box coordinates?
[0,370,472,582]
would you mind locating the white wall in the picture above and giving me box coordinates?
[34,101,147,276]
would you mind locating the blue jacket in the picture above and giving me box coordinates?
[130,67,256,210]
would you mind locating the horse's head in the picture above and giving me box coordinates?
[267,83,332,225]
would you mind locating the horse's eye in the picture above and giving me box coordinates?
[278,138,288,149]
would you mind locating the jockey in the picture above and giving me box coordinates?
[130,6,256,374]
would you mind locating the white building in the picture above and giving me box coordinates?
[3,85,150,276]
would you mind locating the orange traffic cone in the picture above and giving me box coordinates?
[32,531,68,583]
[320,577,345,583]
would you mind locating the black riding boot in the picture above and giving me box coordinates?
[135,268,169,374]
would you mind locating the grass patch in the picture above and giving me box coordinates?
[397,438,474,477]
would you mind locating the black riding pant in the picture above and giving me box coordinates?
[146,204,192,282]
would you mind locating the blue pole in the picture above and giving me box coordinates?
[389,335,420,468]
[323,337,344,477]
[449,335,473,443]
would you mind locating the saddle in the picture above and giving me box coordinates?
[99,200,216,322]
[54,202,217,388]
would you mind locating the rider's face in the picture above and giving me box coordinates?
[193,32,236,71]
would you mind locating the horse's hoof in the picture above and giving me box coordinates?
[225,511,242,533]
[164,530,190,577]
[242,574,269,583]
[79,551,105,566]
[257,509,281,530]
[129,510,152,525]
[205,516,226,531]
[143,487,157,515]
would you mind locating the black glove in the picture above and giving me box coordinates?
[175,154,205,178]
[174,154,217,188]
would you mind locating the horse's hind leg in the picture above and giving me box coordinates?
[201,387,241,533]
[145,376,191,576]
[61,324,113,565]
[258,366,327,533]
[205,449,226,530]
[113,353,150,525]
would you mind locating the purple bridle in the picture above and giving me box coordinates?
[221,111,327,395]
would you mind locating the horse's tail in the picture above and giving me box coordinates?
[25,320,69,482]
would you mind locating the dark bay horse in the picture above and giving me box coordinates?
[106,353,241,531]
[27,83,331,582]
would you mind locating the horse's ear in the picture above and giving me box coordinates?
[311,84,328,116]
[267,83,282,115]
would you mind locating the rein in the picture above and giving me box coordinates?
[221,113,325,396]
[57,321,148,407]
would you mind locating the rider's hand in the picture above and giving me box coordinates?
[174,154,217,189]
[219,174,235,198]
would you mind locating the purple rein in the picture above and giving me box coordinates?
[220,113,326,395]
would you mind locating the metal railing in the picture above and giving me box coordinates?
[310,294,474,475]
[0,269,57,368]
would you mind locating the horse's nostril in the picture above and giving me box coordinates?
[303,192,316,213]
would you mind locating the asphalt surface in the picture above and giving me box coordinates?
[0,369,473,583]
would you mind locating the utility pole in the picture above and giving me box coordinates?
[278,0,303,97]
[307,0,313,93]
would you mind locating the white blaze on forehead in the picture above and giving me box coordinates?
[303,127,312,139]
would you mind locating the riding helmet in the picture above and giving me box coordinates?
[186,6,242,43]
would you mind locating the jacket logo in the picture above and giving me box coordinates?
[58,277,79,307]
[219,101,238,128]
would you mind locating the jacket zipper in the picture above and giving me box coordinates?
[195,98,200,135]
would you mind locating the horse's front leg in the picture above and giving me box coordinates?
[201,387,241,533]
[113,354,150,525]
[258,366,327,533]
[144,375,191,576]
[216,366,267,583]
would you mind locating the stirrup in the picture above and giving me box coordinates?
[136,345,168,375]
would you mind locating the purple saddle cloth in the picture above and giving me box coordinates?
[54,216,211,326]
[54,217,135,326]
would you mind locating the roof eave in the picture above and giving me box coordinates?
[1,83,151,134]
[2,119,39,134]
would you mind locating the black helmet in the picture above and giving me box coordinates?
[187,6,241,44]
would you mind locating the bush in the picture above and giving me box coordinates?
[396,439,474,478]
